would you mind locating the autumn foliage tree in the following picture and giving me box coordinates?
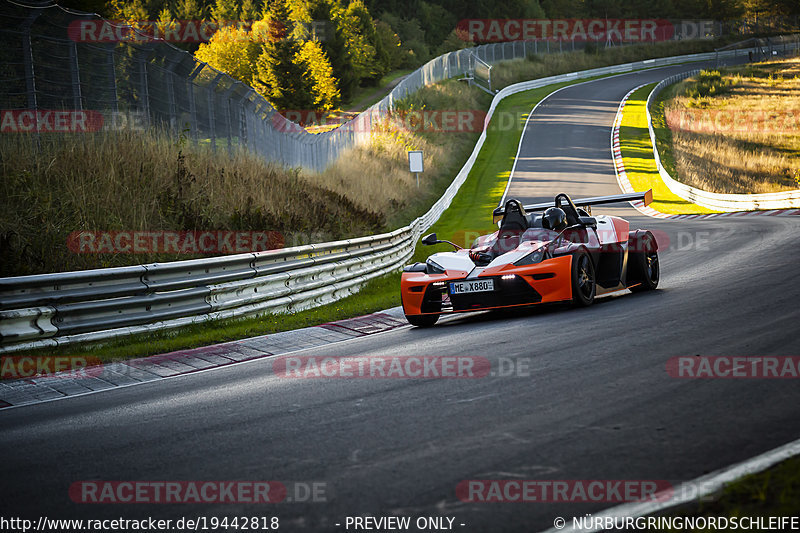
[254,0,316,110]
[195,26,262,88]
[296,40,340,110]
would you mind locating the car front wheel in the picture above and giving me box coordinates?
[571,250,596,307]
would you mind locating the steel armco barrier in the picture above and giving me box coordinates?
[0,44,793,354]
[645,58,800,211]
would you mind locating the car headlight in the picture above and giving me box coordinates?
[513,248,545,266]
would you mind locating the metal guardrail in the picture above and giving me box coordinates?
[0,44,789,354]
[645,51,800,211]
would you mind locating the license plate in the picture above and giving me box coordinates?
[449,279,495,295]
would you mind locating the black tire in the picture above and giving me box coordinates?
[629,232,659,292]
[406,314,439,327]
[571,250,596,307]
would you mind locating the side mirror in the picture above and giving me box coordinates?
[421,233,438,246]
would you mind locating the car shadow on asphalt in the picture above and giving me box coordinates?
[430,288,668,329]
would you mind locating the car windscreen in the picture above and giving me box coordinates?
[520,228,560,243]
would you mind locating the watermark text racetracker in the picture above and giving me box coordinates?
[457,480,672,503]
[667,356,800,378]
[450,228,715,253]
[273,355,532,379]
[456,19,676,42]
[666,108,800,135]
[68,19,331,43]
[69,480,326,504]
[0,110,145,133]
[1,355,102,380]
[68,230,284,254]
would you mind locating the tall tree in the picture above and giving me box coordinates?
[342,0,382,83]
[211,0,239,22]
[308,0,358,101]
[174,0,207,21]
[296,40,340,110]
[255,0,315,110]
[240,0,262,21]
[195,25,261,87]
[373,20,404,74]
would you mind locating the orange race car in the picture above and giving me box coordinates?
[401,191,659,327]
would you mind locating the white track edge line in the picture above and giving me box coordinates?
[537,435,800,533]
[499,65,695,207]
[499,84,570,206]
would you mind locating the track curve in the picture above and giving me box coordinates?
[2,63,800,532]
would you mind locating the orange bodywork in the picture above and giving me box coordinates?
[401,255,573,316]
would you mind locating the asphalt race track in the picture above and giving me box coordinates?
[3,63,800,532]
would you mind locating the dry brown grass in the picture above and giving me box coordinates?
[0,80,486,276]
[661,58,800,194]
[0,131,384,276]
[305,81,486,228]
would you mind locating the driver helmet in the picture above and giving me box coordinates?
[543,207,567,231]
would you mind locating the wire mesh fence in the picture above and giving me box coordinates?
[2,1,796,172]
[0,1,606,171]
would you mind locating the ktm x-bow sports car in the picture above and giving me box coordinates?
[401,191,659,327]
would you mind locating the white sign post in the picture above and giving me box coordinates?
[408,150,423,188]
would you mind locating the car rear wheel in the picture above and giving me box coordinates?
[571,250,596,307]
[406,314,439,327]
[629,233,659,292]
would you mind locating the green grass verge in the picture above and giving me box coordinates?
[618,83,719,215]
[662,455,800,529]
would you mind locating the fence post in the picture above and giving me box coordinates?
[69,41,82,111]
[136,55,150,128]
[241,89,254,151]
[21,11,39,133]
[206,73,223,153]
[221,83,237,158]
[106,45,118,114]
[163,54,181,133]
[186,64,203,146]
